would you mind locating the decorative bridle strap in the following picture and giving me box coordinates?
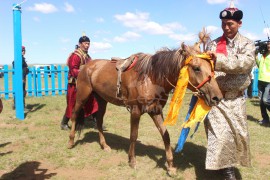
[164,54,215,90]
[185,53,215,90]
[196,71,215,89]
[195,53,215,71]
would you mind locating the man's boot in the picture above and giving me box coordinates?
[60,115,70,130]
[222,167,236,180]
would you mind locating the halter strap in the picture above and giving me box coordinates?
[185,54,215,90]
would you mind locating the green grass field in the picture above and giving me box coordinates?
[0,94,269,179]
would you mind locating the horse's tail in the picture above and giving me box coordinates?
[75,108,85,138]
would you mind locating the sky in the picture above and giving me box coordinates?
[0,0,270,65]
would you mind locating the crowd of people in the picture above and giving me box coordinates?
[2,1,269,180]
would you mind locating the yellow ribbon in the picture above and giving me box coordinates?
[164,56,192,125]
[163,65,189,125]
[164,54,213,126]
[182,97,211,128]
[196,53,215,71]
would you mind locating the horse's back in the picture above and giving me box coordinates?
[83,59,124,104]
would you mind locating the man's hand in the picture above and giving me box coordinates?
[206,51,217,61]
[206,51,217,69]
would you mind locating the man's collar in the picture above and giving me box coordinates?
[226,32,239,42]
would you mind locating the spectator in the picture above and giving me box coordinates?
[205,2,256,179]
[61,35,98,130]
[256,41,270,126]
[12,46,29,110]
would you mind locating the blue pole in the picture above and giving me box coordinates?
[13,3,24,120]
[252,68,259,97]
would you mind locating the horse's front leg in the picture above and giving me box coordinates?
[149,112,176,175]
[128,106,141,169]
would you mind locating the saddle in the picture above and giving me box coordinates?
[111,55,138,98]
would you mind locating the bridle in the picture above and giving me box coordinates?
[185,54,215,94]
[165,54,215,95]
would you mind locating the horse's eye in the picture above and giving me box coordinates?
[193,66,201,72]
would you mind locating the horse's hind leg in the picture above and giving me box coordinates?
[94,95,111,152]
[68,102,84,149]
[68,82,92,149]
[128,106,141,169]
[148,113,176,175]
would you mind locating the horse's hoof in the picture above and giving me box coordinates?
[67,142,74,149]
[129,161,136,169]
[167,167,177,177]
[103,145,111,152]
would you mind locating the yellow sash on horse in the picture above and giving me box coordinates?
[164,54,213,127]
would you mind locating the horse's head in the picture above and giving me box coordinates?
[179,28,223,106]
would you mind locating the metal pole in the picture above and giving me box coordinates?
[13,3,24,120]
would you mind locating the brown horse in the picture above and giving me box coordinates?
[68,32,223,174]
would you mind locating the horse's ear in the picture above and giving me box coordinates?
[179,42,189,56]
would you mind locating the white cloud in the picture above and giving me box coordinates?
[27,3,58,14]
[169,33,197,43]
[164,22,186,31]
[263,28,270,38]
[114,11,185,35]
[243,32,260,41]
[205,26,219,34]
[90,42,112,53]
[141,21,173,35]
[207,0,239,6]
[33,17,40,22]
[114,31,141,42]
[207,0,227,4]
[95,17,104,23]
[114,12,149,28]
[60,37,70,43]
[64,2,74,13]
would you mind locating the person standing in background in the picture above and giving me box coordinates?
[60,35,98,130]
[12,46,29,110]
[256,41,270,126]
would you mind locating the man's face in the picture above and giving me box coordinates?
[221,19,242,39]
[22,49,25,56]
[267,42,270,52]
[79,41,90,51]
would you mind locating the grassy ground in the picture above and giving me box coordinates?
[0,94,269,179]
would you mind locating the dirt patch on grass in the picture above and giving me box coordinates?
[0,160,104,180]
[254,153,270,168]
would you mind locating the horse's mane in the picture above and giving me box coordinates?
[132,28,211,86]
[133,48,184,85]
